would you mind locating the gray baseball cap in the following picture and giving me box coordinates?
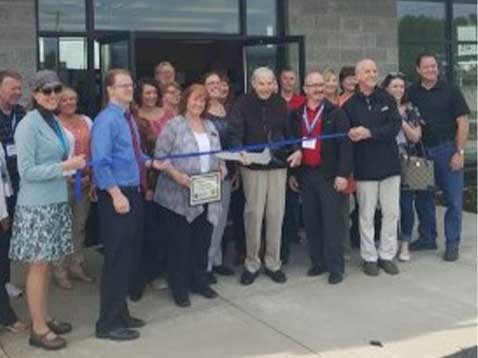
[29,70,61,91]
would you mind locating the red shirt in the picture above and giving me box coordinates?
[286,94,305,111]
[301,104,324,167]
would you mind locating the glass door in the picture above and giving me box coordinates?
[243,36,305,91]
[97,32,135,79]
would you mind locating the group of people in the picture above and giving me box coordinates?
[0,52,470,350]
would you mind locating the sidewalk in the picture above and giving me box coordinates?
[1,208,477,358]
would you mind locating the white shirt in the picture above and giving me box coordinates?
[193,132,211,173]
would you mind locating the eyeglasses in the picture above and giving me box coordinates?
[40,85,62,96]
[304,83,324,88]
[114,83,135,90]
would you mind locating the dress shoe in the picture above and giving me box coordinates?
[29,330,66,350]
[212,265,234,276]
[96,327,140,341]
[174,297,191,308]
[121,315,145,328]
[409,239,437,251]
[264,269,287,283]
[47,320,72,335]
[307,266,326,277]
[240,270,258,285]
[328,273,343,285]
[443,247,459,262]
[378,259,399,275]
[193,286,218,299]
[363,261,379,276]
[207,272,218,285]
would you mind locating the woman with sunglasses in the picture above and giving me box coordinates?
[9,71,85,350]
[382,72,422,262]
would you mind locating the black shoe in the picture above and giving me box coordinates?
[378,259,399,275]
[121,315,145,329]
[240,270,258,285]
[47,320,72,335]
[264,269,287,283]
[129,280,146,302]
[281,255,290,266]
[207,272,218,285]
[174,297,191,308]
[193,286,218,299]
[363,261,379,276]
[443,247,459,262]
[328,273,343,285]
[307,265,326,277]
[29,330,67,350]
[96,327,140,341]
[409,239,438,251]
[212,265,234,276]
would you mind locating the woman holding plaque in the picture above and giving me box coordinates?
[154,84,225,307]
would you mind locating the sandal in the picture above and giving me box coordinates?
[5,321,29,333]
[29,330,66,350]
[47,320,72,335]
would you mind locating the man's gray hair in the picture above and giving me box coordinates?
[252,67,275,84]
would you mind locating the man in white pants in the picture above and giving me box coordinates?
[342,59,401,276]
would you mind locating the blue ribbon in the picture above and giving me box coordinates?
[73,132,348,201]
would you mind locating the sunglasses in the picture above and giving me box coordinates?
[40,85,63,96]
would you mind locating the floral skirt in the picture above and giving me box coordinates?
[9,202,73,263]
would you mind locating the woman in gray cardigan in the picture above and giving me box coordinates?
[154,84,225,307]
[8,71,85,351]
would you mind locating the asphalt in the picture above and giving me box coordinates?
[1,207,476,358]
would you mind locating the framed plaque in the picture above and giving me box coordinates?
[189,171,221,206]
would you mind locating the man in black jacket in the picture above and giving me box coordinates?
[228,67,302,285]
[343,59,401,277]
[288,71,353,284]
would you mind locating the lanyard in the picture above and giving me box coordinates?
[52,120,70,159]
[10,112,17,133]
[302,104,324,135]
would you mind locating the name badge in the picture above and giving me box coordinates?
[6,144,16,157]
[302,138,317,149]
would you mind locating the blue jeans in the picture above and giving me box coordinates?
[400,190,435,242]
[415,141,464,249]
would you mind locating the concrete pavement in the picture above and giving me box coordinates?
[1,207,476,358]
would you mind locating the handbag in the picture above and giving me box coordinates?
[399,142,435,191]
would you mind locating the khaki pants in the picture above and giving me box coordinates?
[240,167,287,273]
[356,175,400,262]
[55,184,91,276]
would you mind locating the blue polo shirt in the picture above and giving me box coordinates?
[91,102,146,190]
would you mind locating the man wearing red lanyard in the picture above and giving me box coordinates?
[288,71,353,284]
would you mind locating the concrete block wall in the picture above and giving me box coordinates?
[288,0,399,76]
[0,0,37,98]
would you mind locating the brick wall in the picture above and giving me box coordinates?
[288,0,399,76]
[0,0,36,99]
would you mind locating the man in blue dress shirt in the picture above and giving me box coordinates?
[92,69,167,341]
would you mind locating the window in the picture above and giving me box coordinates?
[247,0,277,36]
[94,0,240,33]
[37,0,86,32]
[38,37,89,113]
[397,0,447,81]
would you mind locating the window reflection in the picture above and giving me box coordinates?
[94,0,239,33]
[247,0,277,36]
[38,0,86,32]
[397,0,446,42]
